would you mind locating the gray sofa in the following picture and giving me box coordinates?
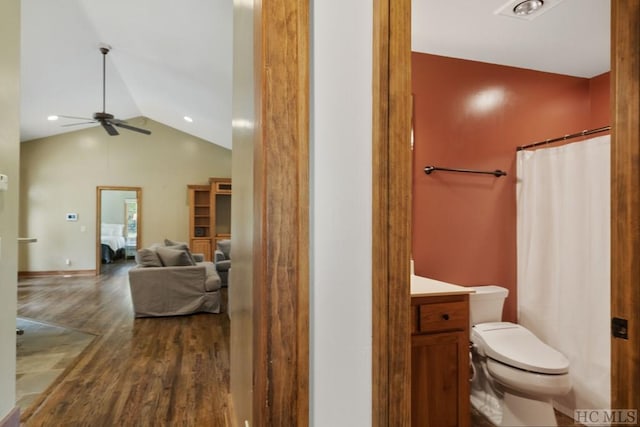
[128,241,222,317]
[214,239,231,286]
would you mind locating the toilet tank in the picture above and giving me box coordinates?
[469,285,509,326]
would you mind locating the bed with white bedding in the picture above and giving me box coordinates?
[101,223,126,263]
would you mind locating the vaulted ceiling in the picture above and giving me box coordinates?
[21,0,233,147]
[20,0,609,148]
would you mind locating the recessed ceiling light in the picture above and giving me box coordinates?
[47,115,59,121]
[513,0,544,16]
[184,116,193,123]
[495,0,562,21]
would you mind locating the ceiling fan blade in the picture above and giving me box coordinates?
[58,115,95,121]
[61,121,97,127]
[101,121,119,136]
[112,121,152,135]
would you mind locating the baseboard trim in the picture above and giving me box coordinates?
[18,269,96,278]
[0,407,20,427]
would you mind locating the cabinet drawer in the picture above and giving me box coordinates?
[418,301,467,333]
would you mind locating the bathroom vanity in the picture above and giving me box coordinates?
[410,275,473,427]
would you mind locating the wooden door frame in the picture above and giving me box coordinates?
[610,0,640,414]
[251,0,309,425]
[372,0,412,425]
[95,186,142,275]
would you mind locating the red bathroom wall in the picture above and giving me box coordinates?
[411,53,607,322]
[589,72,611,127]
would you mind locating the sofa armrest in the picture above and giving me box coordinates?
[215,259,231,272]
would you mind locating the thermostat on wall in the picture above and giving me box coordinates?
[66,213,78,221]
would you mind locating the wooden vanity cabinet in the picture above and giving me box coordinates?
[411,293,470,427]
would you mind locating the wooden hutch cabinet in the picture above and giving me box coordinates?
[209,177,231,248]
[187,178,231,261]
[188,184,213,261]
[411,293,470,427]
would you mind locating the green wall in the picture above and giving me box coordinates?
[19,117,231,272]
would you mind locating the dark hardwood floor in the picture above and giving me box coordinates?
[17,261,232,427]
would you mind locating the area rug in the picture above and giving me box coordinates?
[16,317,96,412]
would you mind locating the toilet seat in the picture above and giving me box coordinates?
[472,322,569,375]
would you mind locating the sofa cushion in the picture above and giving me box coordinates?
[164,242,197,265]
[164,238,188,247]
[156,246,196,267]
[216,239,231,259]
[135,248,163,267]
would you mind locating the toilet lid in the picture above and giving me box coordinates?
[472,322,569,374]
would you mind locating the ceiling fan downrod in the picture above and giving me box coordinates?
[100,46,109,114]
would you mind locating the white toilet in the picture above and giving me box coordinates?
[469,285,571,427]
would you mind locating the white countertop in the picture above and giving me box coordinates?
[410,274,475,297]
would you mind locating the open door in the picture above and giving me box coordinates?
[95,186,142,275]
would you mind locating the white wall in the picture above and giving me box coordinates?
[19,118,230,272]
[101,190,135,225]
[230,0,255,425]
[310,0,373,425]
[0,0,20,419]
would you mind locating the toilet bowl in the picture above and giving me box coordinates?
[469,286,571,426]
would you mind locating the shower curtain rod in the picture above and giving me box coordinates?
[516,125,611,151]
[424,165,507,177]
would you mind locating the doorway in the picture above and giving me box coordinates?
[372,0,640,424]
[95,186,142,275]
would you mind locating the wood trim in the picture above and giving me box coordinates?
[18,270,96,278]
[252,0,309,425]
[372,0,391,422]
[610,0,640,413]
[95,186,142,275]
[372,0,412,425]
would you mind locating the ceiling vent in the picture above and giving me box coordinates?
[494,0,566,21]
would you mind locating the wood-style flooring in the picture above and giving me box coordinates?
[17,261,232,427]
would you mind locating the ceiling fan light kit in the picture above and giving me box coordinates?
[57,45,151,136]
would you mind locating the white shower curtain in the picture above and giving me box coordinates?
[516,135,610,417]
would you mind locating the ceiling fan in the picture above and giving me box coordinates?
[58,45,151,136]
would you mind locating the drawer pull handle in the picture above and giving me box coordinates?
[442,313,450,321]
